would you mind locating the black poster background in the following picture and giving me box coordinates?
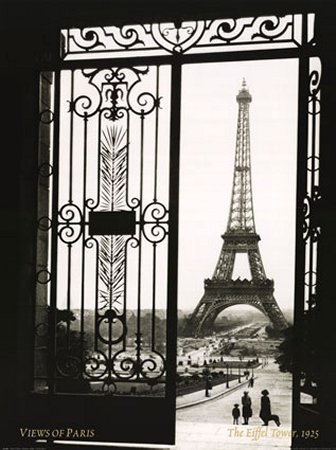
[0,0,336,448]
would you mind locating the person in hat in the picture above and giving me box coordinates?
[259,389,280,426]
[241,391,252,425]
[232,403,240,425]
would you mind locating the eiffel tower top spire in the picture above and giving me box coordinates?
[226,79,255,233]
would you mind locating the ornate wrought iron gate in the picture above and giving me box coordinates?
[36,64,172,397]
[30,10,322,447]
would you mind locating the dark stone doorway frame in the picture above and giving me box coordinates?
[0,0,336,448]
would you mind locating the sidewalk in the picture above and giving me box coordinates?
[177,376,253,409]
[176,361,292,450]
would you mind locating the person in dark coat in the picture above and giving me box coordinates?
[205,375,212,397]
[259,389,281,426]
[232,403,240,425]
[203,365,212,397]
[248,376,254,388]
[241,391,252,425]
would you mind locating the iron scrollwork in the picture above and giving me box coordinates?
[142,201,168,244]
[210,16,293,43]
[69,25,147,52]
[57,203,83,244]
[84,351,108,380]
[303,187,321,243]
[61,14,304,60]
[251,16,292,41]
[56,351,82,378]
[303,60,321,244]
[96,310,127,345]
[151,21,205,53]
[308,69,321,115]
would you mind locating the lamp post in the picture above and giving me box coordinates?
[238,365,241,383]
[226,363,230,388]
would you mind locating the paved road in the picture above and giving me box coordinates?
[175,361,292,450]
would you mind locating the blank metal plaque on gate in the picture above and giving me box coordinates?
[89,211,136,236]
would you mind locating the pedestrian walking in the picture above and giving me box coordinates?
[248,376,254,388]
[259,389,281,426]
[241,391,252,425]
[232,403,240,425]
[203,365,212,397]
[205,375,212,397]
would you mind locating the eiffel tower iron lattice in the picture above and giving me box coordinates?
[187,80,288,336]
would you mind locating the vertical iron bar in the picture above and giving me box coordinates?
[80,113,88,366]
[67,30,70,58]
[109,130,115,312]
[123,241,128,353]
[94,239,99,351]
[66,70,74,349]
[152,65,160,351]
[94,114,103,351]
[66,244,72,349]
[125,113,131,208]
[292,11,309,413]
[308,69,317,314]
[166,57,181,423]
[109,238,114,310]
[154,65,160,202]
[69,70,74,204]
[48,69,61,394]
[136,112,145,365]
[123,112,131,352]
[112,128,116,212]
[108,313,112,382]
[152,243,157,352]
[109,228,114,378]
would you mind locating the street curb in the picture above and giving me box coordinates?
[176,377,258,410]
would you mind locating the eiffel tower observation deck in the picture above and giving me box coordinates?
[186,80,288,336]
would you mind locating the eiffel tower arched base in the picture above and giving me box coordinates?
[185,279,288,337]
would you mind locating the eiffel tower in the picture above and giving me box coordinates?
[187,80,288,336]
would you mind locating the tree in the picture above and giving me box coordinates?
[265,325,284,339]
[274,326,293,373]
[275,307,317,386]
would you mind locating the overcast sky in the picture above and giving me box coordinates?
[178,58,298,316]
